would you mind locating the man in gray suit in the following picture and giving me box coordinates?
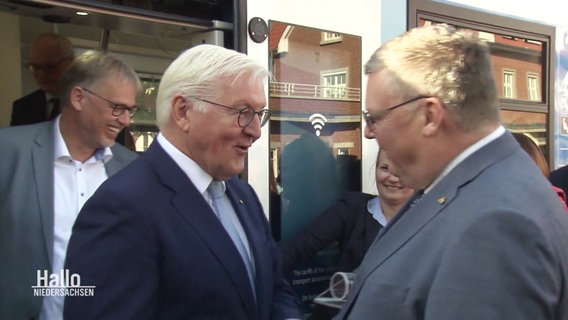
[336,24,568,319]
[0,50,140,319]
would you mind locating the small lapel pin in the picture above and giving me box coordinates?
[437,197,446,205]
[239,200,244,205]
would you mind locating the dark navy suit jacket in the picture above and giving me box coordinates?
[11,89,53,126]
[64,141,301,320]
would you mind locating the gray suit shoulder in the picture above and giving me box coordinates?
[109,142,138,165]
[0,121,51,149]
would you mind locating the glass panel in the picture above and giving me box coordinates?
[500,109,548,159]
[268,20,362,315]
[130,74,159,152]
[419,19,545,103]
[554,29,568,167]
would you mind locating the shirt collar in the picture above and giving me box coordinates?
[425,125,505,194]
[53,116,113,163]
[367,196,387,227]
[45,92,56,102]
[156,133,217,196]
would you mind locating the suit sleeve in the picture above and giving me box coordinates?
[278,197,353,272]
[64,190,159,320]
[426,210,561,320]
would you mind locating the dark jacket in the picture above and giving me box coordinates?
[11,89,56,126]
[279,192,380,272]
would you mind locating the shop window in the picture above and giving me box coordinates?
[409,0,554,165]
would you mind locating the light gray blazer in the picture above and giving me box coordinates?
[0,120,137,320]
[335,132,568,320]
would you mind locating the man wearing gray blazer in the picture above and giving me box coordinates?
[0,50,140,320]
[336,24,568,319]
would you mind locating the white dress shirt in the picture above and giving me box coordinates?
[39,116,112,320]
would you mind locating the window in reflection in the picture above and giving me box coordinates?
[527,73,540,101]
[503,69,516,98]
[321,32,342,45]
[417,17,551,165]
[420,19,545,103]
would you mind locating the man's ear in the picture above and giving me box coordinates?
[171,95,192,131]
[69,86,85,111]
[422,97,446,136]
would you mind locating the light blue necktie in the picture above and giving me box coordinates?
[208,181,256,301]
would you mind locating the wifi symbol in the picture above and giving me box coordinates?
[309,113,328,136]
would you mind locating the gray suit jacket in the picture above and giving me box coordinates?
[0,120,137,320]
[336,132,568,320]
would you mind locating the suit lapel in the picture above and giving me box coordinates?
[346,132,520,310]
[31,122,55,267]
[144,143,258,318]
[360,188,455,278]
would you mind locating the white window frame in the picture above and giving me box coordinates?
[321,68,348,99]
[321,31,342,44]
[527,72,540,101]
[503,69,516,99]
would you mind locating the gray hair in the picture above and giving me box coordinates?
[365,24,500,131]
[31,32,75,60]
[59,50,141,107]
[156,44,269,128]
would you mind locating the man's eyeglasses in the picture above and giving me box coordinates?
[189,96,270,128]
[27,56,71,74]
[82,87,139,117]
[363,95,430,128]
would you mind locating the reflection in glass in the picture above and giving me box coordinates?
[500,109,548,159]
[555,33,568,167]
[268,21,362,239]
[278,133,342,240]
[130,75,160,152]
[416,19,549,164]
[419,19,544,102]
[268,20,362,315]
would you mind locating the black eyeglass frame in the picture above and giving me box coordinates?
[81,87,139,117]
[363,95,430,128]
[188,96,270,128]
[27,56,72,74]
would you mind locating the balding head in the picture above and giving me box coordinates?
[28,33,75,95]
